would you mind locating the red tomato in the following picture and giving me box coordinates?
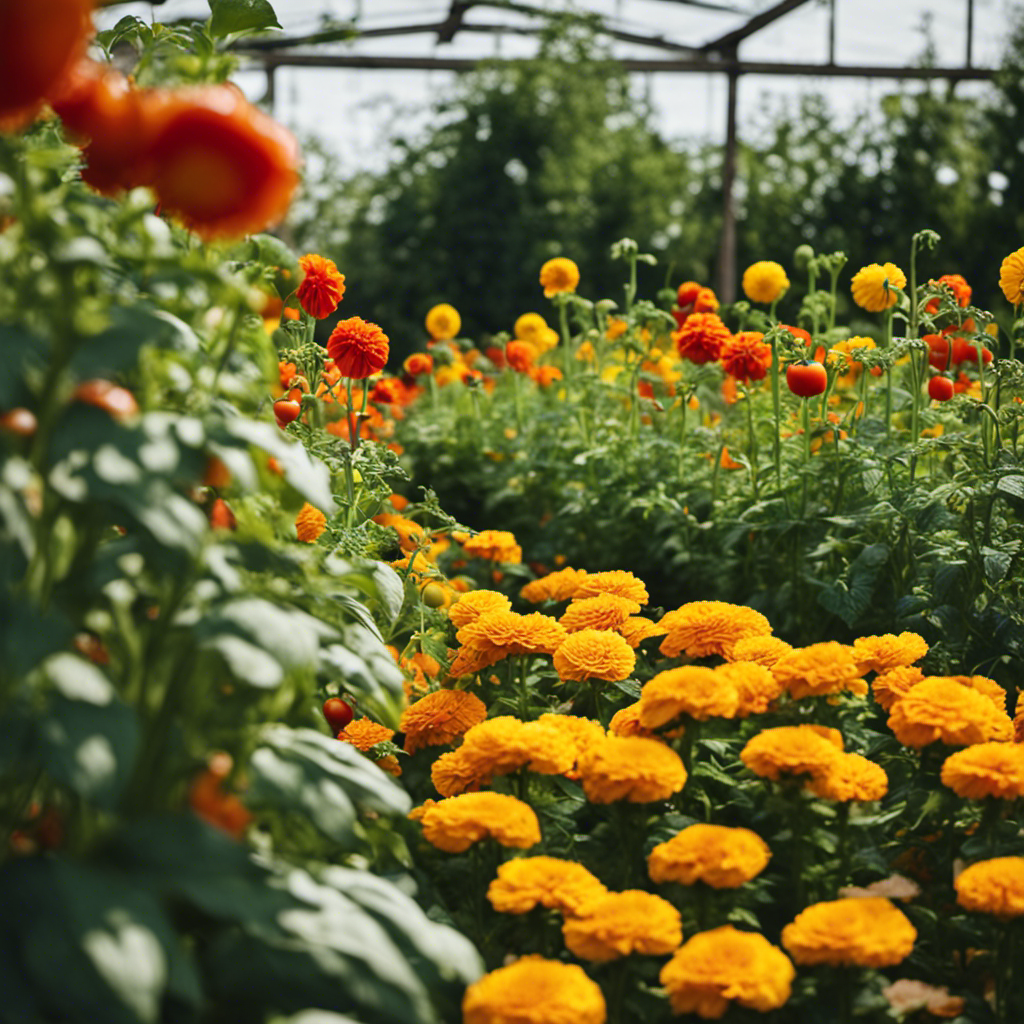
[0,408,37,436]
[924,334,950,370]
[273,398,301,428]
[323,697,354,732]
[951,337,993,366]
[785,361,827,398]
[928,375,955,402]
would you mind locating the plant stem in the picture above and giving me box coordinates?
[770,335,783,490]
[744,388,759,498]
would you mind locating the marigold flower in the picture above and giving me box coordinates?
[881,980,964,1020]
[887,677,1013,748]
[657,601,772,659]
[537,713,605,762]
[938,674,1007,712]
[715,661,784,716]
[616,616,667,649]
[506,340,537,372]
[339,718,394,751]
[808,752,888,802]
[326,316,390,380]
[425,303,461,340]
[373,512,425,553]
[940,742,1024,800]
[577,735,687,803]
[608,701,656,739]
[449,589,513,629]
[514,312,549,342]
[463,956,606,1024]
[488,856,608,916]
[781,898,916,967]
[999,247,1024,305]
[456,610,567,668]
[296,254,346,319]
[521,566,589,604]
[413,791,540,853]
[399,689,487,753]
[871,665,925,710]
[640,667,738,728]
[532,365,564,388]
[1016,690,1024,744]
[403,352,433,376]
[540,257,580,298]
[852,632,928,674]
[673,312,732,365]
[720,331,772,384]
[648,824,770,889]
[660,926,795,1019]
[742,262,790,304]
[772,641,866,700]
[189,754,251,838]
[462,529,522,564]
[740,725,843,781]
[553,630,636,683]
[563,890,682,962]
[954,857,1024,918]
[431,750,488,797]
[294,502,327,543]
[851,262,907,312]
[560,594,639,633]
[828,337,877,379]
[728,635,793,667]
[925,272,972,313]
[571,570,649,606]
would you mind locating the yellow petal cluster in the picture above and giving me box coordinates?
[399,688,487,753]
[648,824,770,888]
[955,857,1024,918]
[740,725,843,781]
[577,735,687,803]
[781,898,916,967]
[728,635,793,667]
[807,752,888,802]
[887,677,1013,748]
[852,632,928,674]
[553,629,636,682]
[520,566,589,604]
[871,665,925,710]
[454,610,568,673]
[999,247,1024,305]
[412,792,540,853]
[715,661,784,716]
[449,589,513,628]
[571,570,649,607]
[462,529,522,564]
[425,302,461,341]
[539,257,581,298]
[295,502,327,543]
[940,742,1024,799]
[560,594,639,633]
[771,642,866,699]
[487,856,608,915]
[616,616,667,648]
[851,262,907,312]
[741,261,790,304]
[657,601,772,659]
[639,666,738,728]
[562,890,682,962]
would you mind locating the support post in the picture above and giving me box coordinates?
[966,0,974,68]
[717,67,740,304]
[262,63,276,113]
[829,0,836,65]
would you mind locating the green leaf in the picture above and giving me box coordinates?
[997,475,1024,501]
[321,623,405,726]
[208,0,281,37]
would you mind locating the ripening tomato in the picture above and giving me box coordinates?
[928,375,955,402]
[208,497,236,531]
[73,379,139,420]
[785,361,828,398]
[0,408,37,437]
[924,334,951,370]
[273,398,301,428]
[951,337,993,366]
[322,697,354,733]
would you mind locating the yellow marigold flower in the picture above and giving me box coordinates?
[487,856,608,916]
[454,716,576,780]
[937,674,1008,712]
[728,635,793,668]
[941,742,1024,800]
[808,752,888,802]
[553,629,636,682]
[1016,690,1024,744]
[660,926,795,1019]
[781,898,916,967]
[640,666,738,729]
[851,262,907,312]
[448,644,504,680]
[572,570,649,607]
[828,336,876,380]
[520,566,589,604]
[539,257,580,298]
[399,688,487,753]
[616,616,667,649]
[377,754,402,776]
[999,247,1024,305]
[449,589,513,629]
[772,641,866,700]
[887,677,1013,748]
[519,720,578,774]
[295,502,327,543]
[740,725,843,781]
[462,529,522,564]
[562,890,682,962]
[872,666,925,710]
[374,513,426,552]
[514,312,549,342]
[560,594,639,633]
[338,718,394,751]
[741,261,790,304]
[537,712,605,752]
[456,611,568,668]
[715,661,784,717]
[413,791,540,853]
[577,735,687,803]
[425,302,461,341]
[431,749,488,797]
[463,955,606,1024]
[608,701,656,739]
[648,824,770,889]
[657,601,772,659]
[852,632,928,674]
[954,857,1024,918]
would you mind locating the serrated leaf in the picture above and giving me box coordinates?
[208,0,281,37]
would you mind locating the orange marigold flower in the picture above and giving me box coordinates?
[487,856,608,916]
[616,616,667,649]
[521,566,589,604]
[851,262,907,312]
[728,635,793,667]
[540,257,580,298]
[660,925,795,1019]
[457,610,567,664]
[1016,691,1024,744]
[563,890,682,962]
[295,502,327,543]
[999,248,1024,305]
[887,677,1013,748]
[553,630,636,683]
[452,716,577,783]
[808,752,888,802]
[742,261,790,304]
[462,529,522,564]
[376,754,402,776]
[463,956,606,1024]
[532,364,564,388]
[560,594,639,633]
[372,512,426,553]
[577,735,687,803]
[925,272,972,314]
[715,661,784,717]
[399,689,487,753]
[871,665,925,710]
[296,253,345,319]
[339,717,394,751]
[852,632,928,674]
[431,750,488,797]
[425,303,461,341]
[955,857,1024,918]
[648,824,770,888]
[404,352,433,376]
[413,791,540,853]
[740,725,843,781]
[937,674,1008,712]
[572,570,649,607]
[506,340,538,372]
[940,742,1024,800]
[721,331,772,383]
[608,701,656,739]
[448,589,513,629]
[772,641,866,700]
[326,316,390,380]
[673,312,732,365]
[657,601,772,659]
[640,666,738,729]
[537,713,605,764]
[781,898,916,967]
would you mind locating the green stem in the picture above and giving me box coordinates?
[884,308,894,438]
[770,336,783,490]
[801,398,811,517]
[744,387,759,498]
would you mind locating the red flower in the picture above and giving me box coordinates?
[297,253,346,319]
[924,334,951,370]
[506,340,537,373]
[951,337,992,366]
[721,331,772,383]
[925,273,972,314]
[327,317,390,379]
[673,312,731,365]
[404,353,433,376]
